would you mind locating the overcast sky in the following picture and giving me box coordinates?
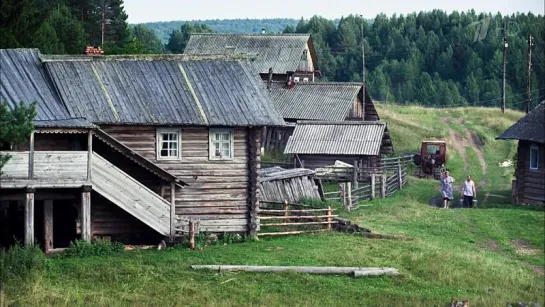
[125,0,544,24]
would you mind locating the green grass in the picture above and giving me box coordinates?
[3,106,543,307]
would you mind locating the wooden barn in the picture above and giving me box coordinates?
[262,82,382,153]
[0,49,284,249]
[284,121,393,174]
[497,101,545,206]
[184,33,320,82]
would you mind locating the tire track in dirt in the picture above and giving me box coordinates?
[440,118,490,204]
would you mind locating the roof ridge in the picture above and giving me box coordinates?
[297,120,385,125]
[40,53,259,62]
[191,33,310,37]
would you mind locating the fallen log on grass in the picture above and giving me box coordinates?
[191,265,399,277]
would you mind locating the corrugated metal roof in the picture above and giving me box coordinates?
[284,121,386,155]
[185,34,313,74]
[1,49,68,120]
[497,101,545,143]
[267,82,361,121]
[43,56,285,126]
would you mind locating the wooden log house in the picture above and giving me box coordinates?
[184,33,320,82]
[497,101,545,206]
[262,82,383,153]
[0,49,285,250]
[283,121,393,176]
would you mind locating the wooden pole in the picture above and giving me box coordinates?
[28,131,34,179]
[191,265,399,276]
[381,174,386,198]
[352,160,359,204]
[81,186,91,242]
[283,200,289,222]
[347,182,352,211]
[170,182,176,237]
[189,219,195,250]
[397,161,403,190]
[87,130,92,180]
[370,174,376,200]
[327,206,332,230]
[526,34,533,113]
[24,187,35,247]
[44,199,53,253]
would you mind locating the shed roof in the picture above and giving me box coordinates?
[497,101,545,144]
[267,82,361,121]
[284,121,387,156]
[185,33,316,75]
[43,55,284,127]
[0,49,92,128]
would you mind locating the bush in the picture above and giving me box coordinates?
[60,239,124,258]
[0,243,46,284]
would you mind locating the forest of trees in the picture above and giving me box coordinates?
[2,3,544,110]
[1,0,163,54]
[285,12,544,109]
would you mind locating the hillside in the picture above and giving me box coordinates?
[3,106,543,306]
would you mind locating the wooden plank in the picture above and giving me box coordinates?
[28,131,34,179]
[81,190,91,242]
[87,130,93,180]
[259,208,333,213]
[170,182,176,236]
[260,215,338,220]
[261,221,338,226]
[0,180,88,189]
[258,229,330,236]
[25,190,34,247]
[381,174,386,198]
[44,200,53,253]
[370,175,376,200]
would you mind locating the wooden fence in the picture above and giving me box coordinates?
[258,201,337,236]
[322,159,409,211]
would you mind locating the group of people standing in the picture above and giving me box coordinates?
[440,170,477,209]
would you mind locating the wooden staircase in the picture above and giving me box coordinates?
[91,153,173,236]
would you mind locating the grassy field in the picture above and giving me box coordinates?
[3,106,544,307]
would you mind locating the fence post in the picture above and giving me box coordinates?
[347,182,352,211]
[352,160,359,204]
[340,183,346,207]
[327,206,332,230]
[283,200,289,222]
[397,160,403,190]
[189,219,195,250]
[381,174,386,198]
[370,174,376,200]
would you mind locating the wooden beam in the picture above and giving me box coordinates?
[170,181,176,236]
[370,175,376,200]
[247,127,260,238]
[24,187,35,247]
[87,130,93,180]
[397,160,403,190]
[0,192,78,201]
[28,131,34,179]
[44,200,53,253]
[381,174,386,198]
[81,186,91,242]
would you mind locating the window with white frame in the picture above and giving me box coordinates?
[156,128,181,160]
[530,145,539,170]
[209,129,234,160]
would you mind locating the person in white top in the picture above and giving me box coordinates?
[461,175,476,208]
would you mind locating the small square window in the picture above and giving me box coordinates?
[209,129,233,160]
[530,145,539,170]
[156,128,181,160]
[293,77,300,83]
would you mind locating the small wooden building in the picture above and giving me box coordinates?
[185,33,320,82]
[284,121,393,174]
[497,101,545,206]
[259,167,322,203]
[0,49,285,249]
[263,82,382,153]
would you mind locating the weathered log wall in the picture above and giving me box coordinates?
[101,125,259,233]
[515,141,545,205]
